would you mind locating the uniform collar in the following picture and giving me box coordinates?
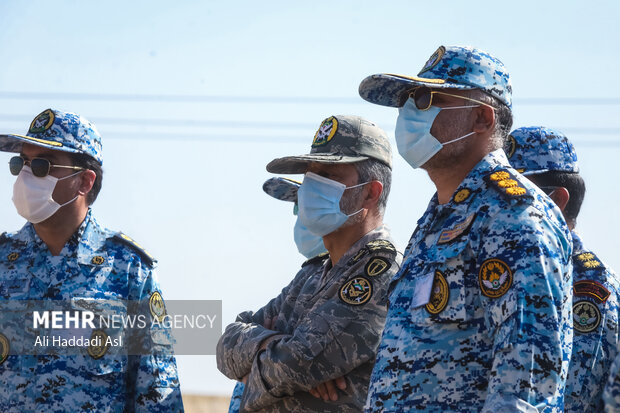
[76,210,110,266]
[325,224,394,273]
[571,230,584,254]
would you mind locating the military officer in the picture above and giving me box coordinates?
[359,46,573,411]
[217,115,401,412]
[227,177,327,413]
[0,109,183,412]
[507,126,619,412]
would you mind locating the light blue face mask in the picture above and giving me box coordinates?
[293,216,327,258]
[395,97,477,169]
[297,172,368,237]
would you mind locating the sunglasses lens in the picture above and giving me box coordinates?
[413,87,432,110]
[30,158,51,177]
[9,157,23,176]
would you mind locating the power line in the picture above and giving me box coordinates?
[0,91,619,105]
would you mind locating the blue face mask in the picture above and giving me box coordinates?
[395,97,476,169]
[297,172,368,237]
[293,216,327,258]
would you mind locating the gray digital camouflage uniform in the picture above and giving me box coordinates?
[217,225,400,412]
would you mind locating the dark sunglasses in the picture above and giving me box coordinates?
[408,86,495,111]
[9,156,84,178]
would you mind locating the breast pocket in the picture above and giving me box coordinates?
[407,238,474,325]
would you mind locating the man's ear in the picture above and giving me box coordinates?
[548,187,570,212]
[362,181,383,210]
[78,170,96,197]
[472,105,495,135]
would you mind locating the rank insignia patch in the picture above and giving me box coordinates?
[365,257,391,277]
[149,292,166,322]
[87,330,109,359]
[0,333,9,365]
[91,255,105,265]
[426,271,449,315]
[485,169,530,200]
[7,252,19,262]
[573,280,610,303]
[479,258,513,298]
[29,109,55,133]
[419,46,446,74]
[573,300,601,333]
[339,276,373,305]
[365,240,396,254]
[574,251,603,271]
[312,116,338,147]
[453,188,471,203]
[348,248,369,265]
[437,214,475,244]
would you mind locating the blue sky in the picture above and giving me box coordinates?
[0,0,619,395]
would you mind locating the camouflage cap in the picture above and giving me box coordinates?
[0,109,103,165]
[267,115,392,174]
[262,177,301,203]
[506,126,579,175]
[359,45,512,108]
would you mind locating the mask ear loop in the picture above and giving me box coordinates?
[56,170,85,207]
[343,181,372,217]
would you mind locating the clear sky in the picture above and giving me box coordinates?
[0,0,619,395]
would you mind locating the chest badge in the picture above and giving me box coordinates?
[339,276,373,305]
[573,300,601,333]
[437,214,475,244]
[149,292,167,322]
[87,330,109,359]
[425,271,449,315]
[91,255,105,265]
[365,257,391,277]
[479,258,513,298]
[7,252,19,262]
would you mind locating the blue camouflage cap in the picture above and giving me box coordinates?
[262,177,301,203]
[506,126,579,175]
[359,45,512,108]
[0,109,103,165]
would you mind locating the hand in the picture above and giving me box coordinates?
[309,376,347,401]
[241,375,248,385]
[259,334,284,351]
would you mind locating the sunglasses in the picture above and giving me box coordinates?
[9,156,84,178]
[408,86,496,111]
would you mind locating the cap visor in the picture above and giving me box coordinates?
[262,177,301,202]
[359,73,471,107]
[266,154,369,174]
[0,133,73,154]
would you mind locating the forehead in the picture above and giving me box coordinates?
[20,144,71,162]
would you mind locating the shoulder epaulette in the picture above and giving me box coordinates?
[573,251,604,273]
[484,169,531,201]
[0,232,8,245]
[302,251,329,268]
[112,232,156,267]
[365,239,396,254]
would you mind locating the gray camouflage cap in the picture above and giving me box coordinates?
[359,45,512,108]
[506,126,579,175]
[267,115,392,174]
[262,177,301,202]
[0,108,103,165]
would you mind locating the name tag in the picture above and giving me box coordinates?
[411,272,435,308]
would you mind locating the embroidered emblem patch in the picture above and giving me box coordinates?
[348,248,369,265]
[437,214,475,244]
[0,333,9,365]
[574,280,610,304]
[365,257,391,277]
[312,117,338,147]
[573,300,601,334]
[479,258,513,298]
[149,292,166,322]
[29,109,55,133]
[87,330,109,359]
[425,271,449,315]
[574,252,602,271]
[339,276,373,305]
[419,46,446,75]
[91,255,105,265]
[7,252,19,262]
[504,134,517,158]
[453,188,471,203]
[485,170,529,199]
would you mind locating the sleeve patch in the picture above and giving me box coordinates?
[573,300,601,333]
[573,280,610,303]
[339,276,373,305]
[365,257,392,277]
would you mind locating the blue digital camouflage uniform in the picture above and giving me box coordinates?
[507,126,620,412]
[365,150,573,412]
[217,226,401,412]
[604,349,620,412]
[0,210,183,412]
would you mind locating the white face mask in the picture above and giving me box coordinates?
[395,97,477,169]
[12,166,81,224]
